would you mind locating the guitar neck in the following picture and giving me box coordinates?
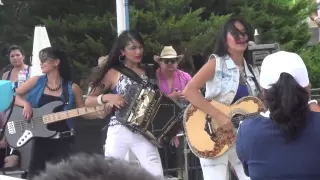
[42,105,104,124]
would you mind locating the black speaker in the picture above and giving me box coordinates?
[245,42,280,66]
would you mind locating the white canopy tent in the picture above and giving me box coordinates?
[30,25,51,77]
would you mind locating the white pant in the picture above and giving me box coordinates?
[200,145,249,180]
[105,125,164,177]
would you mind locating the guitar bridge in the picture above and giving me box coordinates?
[17,130,33,147]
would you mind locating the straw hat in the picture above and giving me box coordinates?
[154,46,184,62]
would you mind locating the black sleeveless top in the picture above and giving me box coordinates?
[38,94,70,132]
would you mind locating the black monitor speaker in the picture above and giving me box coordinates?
[245,42,280,66]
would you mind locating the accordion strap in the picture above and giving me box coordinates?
[114,65,144,84]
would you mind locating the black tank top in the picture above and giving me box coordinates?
[38,94,70,132]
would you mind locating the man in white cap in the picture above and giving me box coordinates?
[236,51,320,180]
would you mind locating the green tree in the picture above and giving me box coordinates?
[28,0,117,87]
[0,0,33,69]
[130,0,230,64]
[233,0,315,52]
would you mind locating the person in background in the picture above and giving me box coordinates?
[0,45,30,169]
[309,0,320,44]
[310,0,320,26]
[154,46,191,177]
[87,56,109,94]
[236,51,320,180]
[32,154,159,180]
[15,47,112,179]
[2,45,31,86]
[154,46,191,104]
[183,17,260,180]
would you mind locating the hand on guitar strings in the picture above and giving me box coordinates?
[216,112,234,131]
[106,94,127,109]
[22,102,33,120]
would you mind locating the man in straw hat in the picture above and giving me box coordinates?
[154,46,192,176]
[154,46,191,100]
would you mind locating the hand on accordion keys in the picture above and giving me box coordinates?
[104,94,127,109]
[96,103,113,119]
[168,89,185,100]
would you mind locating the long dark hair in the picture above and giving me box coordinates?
[264,73,309,142]
[90,30,144,88]
[213,17,254,58]
[39,47,72,82]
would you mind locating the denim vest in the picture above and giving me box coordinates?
[205,54,260,105]
[26,75,74,128]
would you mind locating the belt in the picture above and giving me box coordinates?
[52,129,74,139]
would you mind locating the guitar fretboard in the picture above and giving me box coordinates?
[42,105,105,124]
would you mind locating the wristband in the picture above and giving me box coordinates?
[308,99,318,105]
[97,94,104,105]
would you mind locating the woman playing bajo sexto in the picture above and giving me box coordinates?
[183,17,260,180]
[14,47,112,179]
[85,30,164,178]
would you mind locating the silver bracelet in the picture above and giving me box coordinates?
[97,94,104,105]
[308,99,318,105]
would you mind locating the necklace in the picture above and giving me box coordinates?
[46,83,61,91]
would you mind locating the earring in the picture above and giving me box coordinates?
[119,55,125,63]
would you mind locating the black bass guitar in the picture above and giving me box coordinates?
[4,101,106,148]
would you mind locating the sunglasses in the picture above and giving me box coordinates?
[160,58,178,64]
[40,58,55,63]
[39,51,56,63]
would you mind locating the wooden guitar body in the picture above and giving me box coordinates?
[183,96,264,159]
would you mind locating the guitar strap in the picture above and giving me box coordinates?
[1,88,16,139]
[62,81,72,129]
[247,64,262,94]
[62,81,69,106]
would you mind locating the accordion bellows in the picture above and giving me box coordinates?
[115,83,183,147]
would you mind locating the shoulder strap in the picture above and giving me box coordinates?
[26,66,30,79]
[6,70,12,80]
[247,64,261,94]
[62,80,69,105]
[113,65,143,84]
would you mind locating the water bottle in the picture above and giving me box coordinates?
[17,70,27,88]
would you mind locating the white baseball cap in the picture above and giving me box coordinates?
[260,51,309,89]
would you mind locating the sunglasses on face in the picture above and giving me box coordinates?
[40,58,54,63]
[39,52,56,63]
[160,58,178,64]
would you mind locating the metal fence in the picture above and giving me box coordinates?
[311,88,320,100]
